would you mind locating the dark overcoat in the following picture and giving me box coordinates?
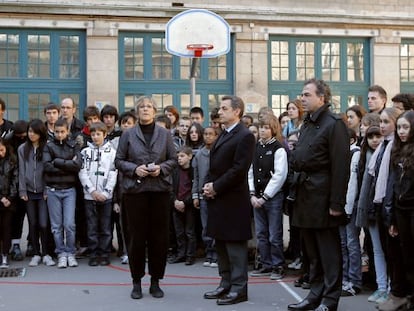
[291,104,350,228]
[206,122,255,241]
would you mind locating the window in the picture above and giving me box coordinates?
[269,36,369,113]
[119,32,234,125]
[0,34,19,78]
[59,35,80,79]
[0,29,86,120]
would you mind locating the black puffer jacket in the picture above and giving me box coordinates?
[0,156,18,209]
[43,137,82,189]
[394,162,414,209]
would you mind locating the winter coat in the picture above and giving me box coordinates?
[18,143,45,197]
[206,122,256,241]
[78,141,118,200]
[115,124,177,194]
[43,137,82,189]
[290,104,350,228]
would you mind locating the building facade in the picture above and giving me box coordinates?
[1,0,413,122]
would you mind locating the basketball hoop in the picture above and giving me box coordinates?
[187,44,214,57]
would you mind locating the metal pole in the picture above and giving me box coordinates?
[190,57,199,108]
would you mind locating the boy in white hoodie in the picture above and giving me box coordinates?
[79,121,118,266]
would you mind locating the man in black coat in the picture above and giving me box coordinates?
[203,95,255,305]
[287,79,350,311]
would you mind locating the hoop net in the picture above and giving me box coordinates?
[187,44,214,57]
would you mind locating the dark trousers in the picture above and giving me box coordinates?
[395,208,414,295]
[172,205,196,258]
[84,200,112,257]
[215,239,248,294]
[26,198,50,256]
[11,198,26,241]
[123,192,169,282]
[301,227,342,308]
[0,209,13,255]
[75,182,88,248]
[378,216,410,297]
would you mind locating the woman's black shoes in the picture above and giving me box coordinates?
[130,282,142,299]
[149,279,164,298]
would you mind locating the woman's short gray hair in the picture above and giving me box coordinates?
[135,96,157,112]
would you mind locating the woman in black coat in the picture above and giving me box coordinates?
[115,96,177,300]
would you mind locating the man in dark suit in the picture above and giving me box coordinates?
[287,79,350,311]
[202,95,255,306]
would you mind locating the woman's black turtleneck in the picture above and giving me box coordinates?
[139,122,155,146]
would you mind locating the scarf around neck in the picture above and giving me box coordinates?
[368,133,394,203]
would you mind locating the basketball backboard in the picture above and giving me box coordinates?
[165,9,230,58]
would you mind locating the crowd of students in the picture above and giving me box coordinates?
[0,85,414,310]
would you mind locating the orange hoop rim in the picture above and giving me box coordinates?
[186,44,214,57]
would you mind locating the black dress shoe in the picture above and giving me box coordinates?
[149,279,164,298]
[314,304,337,311]
[203,287,230,299]
[88,257,99,267]
[100,257,110,266]
[216,292,248,305]
[287,299,319,311]
[168,256,185,264]
[130,282,142,299]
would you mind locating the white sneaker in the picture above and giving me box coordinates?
[0,255,9,269]
[42,255,56,266]
[203,260,211,267]
[57,256,67,269]
[121,255,129,265]
[67,255,78,267]
[210,260,218,268]
[29,255,42,267]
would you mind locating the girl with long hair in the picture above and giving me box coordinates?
[18,119,55,267]
[0,137,18,268]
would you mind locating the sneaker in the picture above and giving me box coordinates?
[376,291,390,304]
[10,244,23,261]
[368,289,388,303]
[250,267,272,277]
[341,282,361,296]
[121,255,129,265]
[57,256,67,269]
[377,293,408,311]
[28,255,41,267]
[42,255,56,266]
[0,254,9,268]
[210,260,218,268]
[203,259,211,267]
[67,255,78,267]
[270,266,285,280]
[288,257,302,270]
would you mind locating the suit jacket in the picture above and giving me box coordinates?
[206,122,255,241]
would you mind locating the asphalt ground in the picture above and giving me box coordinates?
[0,251,380,311]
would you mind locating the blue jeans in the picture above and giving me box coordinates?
[46,187,76,257]
[200,199,217,261]
[85,200,112,257]
[339,211,362,288]
[368,221,388,291]
[253,191,285,268]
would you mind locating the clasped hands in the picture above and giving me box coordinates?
[135,164,161,178]
[203,182,216,199]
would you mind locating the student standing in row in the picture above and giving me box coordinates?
[18,119,55,267]
[43,119,82,269]
[0,138,18,268]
